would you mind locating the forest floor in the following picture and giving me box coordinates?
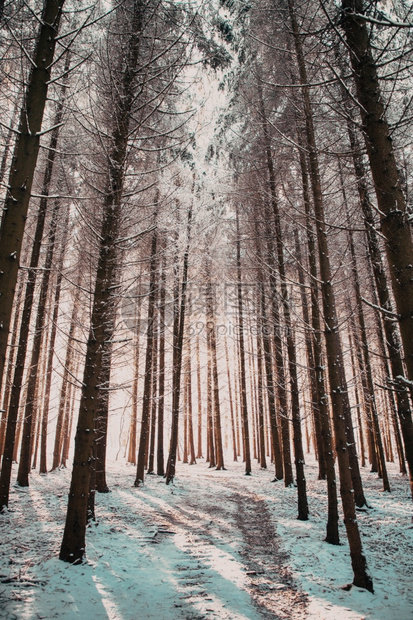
[0,455,412,620]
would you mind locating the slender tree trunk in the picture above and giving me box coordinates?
[206,335,215,467]
[0,272,25,459]
[51,284,80,470]
[344,102,413,497]
[165,206,192,484]
[196,334,203,460]
[60,1,144,561]
[39,204,69,474]
[17,110,68,486]
[288,0,371,588]
[224,336,238,462]
[186,335,196,465]
[147,318,159,475]
[206,277,224,470]
[341,0,413,391]
[235,206,252,475]
[135,230,158,485]
[256,327,267,469]
[128,276,142,466]
[348,326,367,468]
[61,355,81,468]
[294,229,326,480]
[0,138,61,503]
[157,252,166,476]
[0,0,65,403]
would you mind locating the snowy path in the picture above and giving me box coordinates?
[0,457,412,619]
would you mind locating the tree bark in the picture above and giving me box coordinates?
[235,205,252,475]
[135,229,158,486]
[0,0,65,402]
[341,0,413,391]
[165,206,192,484]
[288,0,372,590]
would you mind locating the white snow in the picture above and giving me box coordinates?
[0,455,412,619]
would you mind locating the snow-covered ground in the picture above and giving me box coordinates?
[0,455,412,619]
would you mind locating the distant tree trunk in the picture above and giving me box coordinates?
[255,232,283,479]
[206,338,215,467]
[256,327,267,469]
[206,276,224,470]
[165,206,192,484]
[183,357,189,464]
[235,206,252,475]
[263,215,293,486]
[186,335,196,465]
[294,229,326,480]
[52,284,80,470]
[224,336,238,462]
[61,356,81,468]
[267,188,308,517]
[157,252,166,476]
[348,326,366,468]
[39,204,70,474]
[196,333,203,459]
[0,0,65,405]
[147,317,159,475]
[288,0,372,589]
[350,295,379,467]
[135,229,158,486]
[247,326,258,462]
[128,276,142,466]
[296,135,339,542]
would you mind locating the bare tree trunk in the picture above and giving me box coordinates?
[294,229,326,480]
[135,229,158,485]
[256,327,267,469]
[295,135,339,540]
[341,0,413,392]
[157,252,166,476]
[52,284,80,470]
[147,317,159,474]
[289,0,372,588]
[39,204,69,474]
[342,186,389,492]
[165,206,192,484]
[348,327,366,469]
[206,335,215,468]
[206,276,224,470]
[186,334,196,465]
[0,135,62,504]
[224,336,238,463]
[128,276,142,466]
[235,206,252,475]
[61,355,81,468]
[0,272,25,459]
[0,0,65,404]
[259,271,283,480]
[195,333,203,460]
[17,150,67,487]
[344,102,413,497]
[60,1,145,561]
